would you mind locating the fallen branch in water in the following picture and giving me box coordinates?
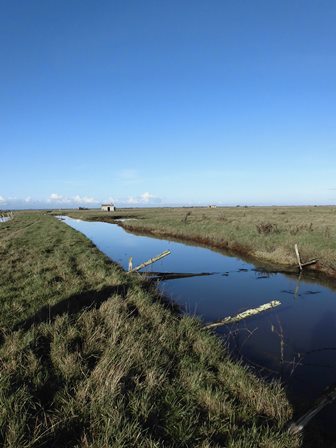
[288,384,336,435]
[203,300,281,330]
[142,271,214,281]
[128,250,171,273]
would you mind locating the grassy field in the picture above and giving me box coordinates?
[0,212,300,447]
[63,206,336,280]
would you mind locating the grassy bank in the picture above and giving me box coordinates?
[63,206,336,279]
[0,213,299,447]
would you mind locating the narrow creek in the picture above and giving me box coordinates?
[60,216,336,429]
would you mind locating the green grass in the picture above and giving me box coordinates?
[0,212,300,447]
[63,206,336,279]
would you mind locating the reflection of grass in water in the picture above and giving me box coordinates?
[0,213,299,447]
[63,206,336,279]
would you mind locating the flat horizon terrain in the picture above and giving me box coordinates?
[60,205,336,281]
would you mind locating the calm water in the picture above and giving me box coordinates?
[61,216,336,416]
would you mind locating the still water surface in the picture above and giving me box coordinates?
[61,216,336,415]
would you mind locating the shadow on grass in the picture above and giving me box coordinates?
[14,284,129,331]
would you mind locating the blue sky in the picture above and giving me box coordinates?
[1,0,336,208]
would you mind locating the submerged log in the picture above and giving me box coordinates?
[203,300,281,330]
[128,250,171,273]
[142,271,214,281]
[288,384,336,435]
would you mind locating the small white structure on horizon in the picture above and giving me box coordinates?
[101,203,116,212]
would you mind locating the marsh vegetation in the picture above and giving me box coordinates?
[64,206,336,279]
[0,213,299,447]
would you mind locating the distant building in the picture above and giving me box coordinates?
[208,205,217,208]
[101,203,116,212]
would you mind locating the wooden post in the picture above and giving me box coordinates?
[128,256,133,272]
[203,300,281,330]
[128,250,171,273]
[294,244,302,271]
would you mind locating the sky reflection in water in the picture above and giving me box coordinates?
[62,217,336,410]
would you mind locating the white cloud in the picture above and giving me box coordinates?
[47,193,98,205]
[127,192,161,205]
[48,193,67,203]
[72,195,97,204]
[0,195,6,204]
[141,192,155,203]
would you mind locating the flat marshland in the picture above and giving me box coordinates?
[0,213,299,447]
[65,206,336,279]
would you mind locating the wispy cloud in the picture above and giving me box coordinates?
[47,193,98,205]
[73,195,97,204]
[0,195,7,204]
[127,192,161,205]
[48,193,66,203]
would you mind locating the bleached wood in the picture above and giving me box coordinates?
[203,300,281,330]
[301,258,318,268]
[128,250,171,273]
[294,244,302,271]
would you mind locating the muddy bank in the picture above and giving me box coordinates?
[117,222,335,283]
[61,211,336,287]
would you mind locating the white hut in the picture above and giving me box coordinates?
[101,203,116,212]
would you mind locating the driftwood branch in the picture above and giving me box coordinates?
[203,300,281,330]
[128,250,171,273]
[288,384,336,435]
[294,244,318,271]
[301,259,319,268]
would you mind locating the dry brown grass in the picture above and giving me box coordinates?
[63,206,336,278]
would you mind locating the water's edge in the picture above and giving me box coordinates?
[100,216,336,291]
[59,215,336,437]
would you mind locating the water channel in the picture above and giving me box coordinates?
[60,216,336,428]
